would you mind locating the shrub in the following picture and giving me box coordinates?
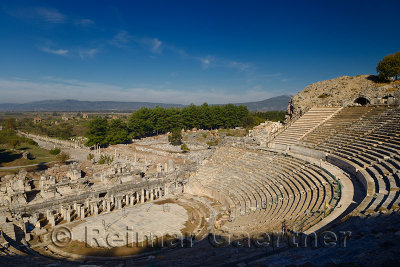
[26,139,38,146]
[168,130,182,146]
[318,93,330,99]
[56,152,70,163]
[87,153,94,161]
[98,154,113,164]
[206,138,219,147]
[49,148,61,155]
[181,143,190,153]
[8,138,20,149]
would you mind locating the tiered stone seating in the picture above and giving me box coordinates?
[192,146,340,233]
[299,106,400,214]
[273,107,341,146]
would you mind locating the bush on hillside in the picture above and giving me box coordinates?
[49,148,61,155]
[56,152,70,163]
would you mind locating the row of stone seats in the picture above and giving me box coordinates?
[192,146,340,233]
[301,106,375,148]
[299,105,400,214]
[273,107,341,146]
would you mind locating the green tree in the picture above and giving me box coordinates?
[377,51,400,81]
[168,129,182,146]
[85,117,108,146]
[128,108,155,138]
[107,119,130,144]
[5,118,16,131]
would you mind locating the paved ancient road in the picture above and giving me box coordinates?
[0,162,56,170]
[21,133,91,162]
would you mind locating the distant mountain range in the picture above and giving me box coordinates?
[0,95,291,112]
[235,95,291,112]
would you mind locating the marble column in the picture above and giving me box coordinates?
[47,210,55,227]
[80,206,85,218]
[150,189,154,201]
[164,185,169,196]
[107,201,111,212]
[66,209,71,222]
[48,215,55,227]
[141,189,145,203]
[116,197,122,209]
[46,210,52,219]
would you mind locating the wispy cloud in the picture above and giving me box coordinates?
[137,37,163,54]
[6,6,96,27]
[34,7,65,23]
[198,55,214,69]
[74,18,95,27]
[228,61,251,72]
[0,77,277,104]
[108,30,252,71]
[41,47,69,56]
[39,44,100,59]
[78,48,99,59]
[110,30,132,48]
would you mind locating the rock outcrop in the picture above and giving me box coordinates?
[288,75,400,118]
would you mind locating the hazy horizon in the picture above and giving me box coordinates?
[0,94,293,106]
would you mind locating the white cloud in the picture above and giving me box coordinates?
[75,18,95,26]
[198,55,214,69]
[34,7,65,23]
[78,48,99,59]
[228,61,251,72]
[110,30,132,47]
[150,38,163,54]
[41,47,69,56]
[109,31,252,71]
[137,38,163,54]
[0,77,276,104]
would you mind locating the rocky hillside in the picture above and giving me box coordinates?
[288,75,400,118]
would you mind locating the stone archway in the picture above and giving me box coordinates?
[354,96,370,106]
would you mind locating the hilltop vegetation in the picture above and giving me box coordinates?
[377,50,400,81]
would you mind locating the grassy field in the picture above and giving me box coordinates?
[0,144,57,168]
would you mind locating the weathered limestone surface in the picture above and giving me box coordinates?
[288,75,400,118]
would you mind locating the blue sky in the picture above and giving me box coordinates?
[1,0,399,104]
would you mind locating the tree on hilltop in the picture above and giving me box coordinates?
[377,51,400,81]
